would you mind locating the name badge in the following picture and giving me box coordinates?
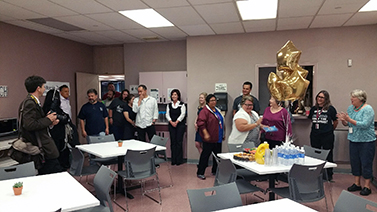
[315,124,319,129]
[349,127,353,134]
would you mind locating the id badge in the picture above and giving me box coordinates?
[349,127,353,133]
[315,124,319,129]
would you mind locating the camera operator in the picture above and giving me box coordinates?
[42,85,79,169]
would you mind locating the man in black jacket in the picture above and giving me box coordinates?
[20,76,62,174]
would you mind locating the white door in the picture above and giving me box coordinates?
[75,72,99,144]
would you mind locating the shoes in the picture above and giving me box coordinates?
[347,184,362,192]
[360,187,372,196]
[197,175,206,180]
[211,172,216,176]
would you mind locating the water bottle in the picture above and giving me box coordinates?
[298,147,305,164]
[282,147,289,166]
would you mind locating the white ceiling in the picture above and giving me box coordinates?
[1,0,376,45]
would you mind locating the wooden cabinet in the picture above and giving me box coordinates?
[139,71,187,103]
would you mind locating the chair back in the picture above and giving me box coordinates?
[0,161,36,180]
[94,166,117,212]
[88,134,116,143]
[333,190,377,212]
[303,145,330,161]
[150,135,169,147]
[187,182,242,212]
[124,147,156,179]
[288,162,326,202]
[213,155,237,187]
[228,144,243,152]
[242,142,256,149]
[69,147,84,176]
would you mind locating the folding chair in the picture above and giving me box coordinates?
[0,161,36,180]
[187,182,243,212]
[333,190,377,212]
[69,147,100,185]
[269,162,328,211]
[150,135,173,188]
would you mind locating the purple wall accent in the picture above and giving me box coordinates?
[0,22,94,121]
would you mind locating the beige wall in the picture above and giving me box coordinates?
[187,24,377,161]
[0,22,93,122]
[93,45,124,74]
[123,41,187,87]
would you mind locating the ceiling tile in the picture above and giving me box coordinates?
[194,2,239,24]
[318,0,369,15]
[142,0,190,8]
[3,0,78,17]
[278,0,323,18]
[210,22,244,34]
[156,6,205,26]
[344,11,377,26]
[277,16,313,31]
[179,24,215,36]
[50,0,113,14]
[0,1,44,19]
[95,0,148,11]
[3,20,64,34]
[187,0,232,5]
[310,13,353,28]
[94,30,140,42]
[243,19,276,33]
[55,15,114,31]
[121,28,160,39]
[86,12,144,30]
[149,27,188,40]
[70,30,120,44]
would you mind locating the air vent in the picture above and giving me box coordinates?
[142,36,160,41]
[27,18,84,32]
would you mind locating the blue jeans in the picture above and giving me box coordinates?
[349,140,375,179]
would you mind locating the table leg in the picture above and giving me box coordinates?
[269,174,278,201]
[117,155,134,199]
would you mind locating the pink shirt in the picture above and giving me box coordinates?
[261,107,292,142]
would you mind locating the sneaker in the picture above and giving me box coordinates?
[360,187,371,196]
[347,184,362,192]
[197,175,206,180]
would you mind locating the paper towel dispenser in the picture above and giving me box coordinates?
[214,92,228,112]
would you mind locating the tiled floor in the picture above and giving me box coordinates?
[78,162,377,212]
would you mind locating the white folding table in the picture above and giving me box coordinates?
[217,152,337,200]
[0,172,99,212]
[77,139,166,196]
[215,198,318,212]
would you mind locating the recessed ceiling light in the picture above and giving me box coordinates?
[359,0,377,12]
[237,0,278,20]
[119,9,174,28]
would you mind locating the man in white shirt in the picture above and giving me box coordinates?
[59,85,72,119]
[133,84,158,142]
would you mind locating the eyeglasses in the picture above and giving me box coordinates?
[210,99,217,102]
[244,104,253,107]
[317,96,325,99]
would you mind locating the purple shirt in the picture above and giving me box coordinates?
[261,107,292,142]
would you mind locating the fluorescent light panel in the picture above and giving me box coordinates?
[119,9,173,28]
[359,0,377,12]
[237,0,278,20]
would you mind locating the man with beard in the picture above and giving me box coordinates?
[78,88,109,140]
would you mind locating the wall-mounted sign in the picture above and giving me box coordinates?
[215,83,227,92]
[0,85,8,97]
[129,85,138,94]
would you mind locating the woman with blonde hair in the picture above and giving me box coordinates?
[194,92,207,153]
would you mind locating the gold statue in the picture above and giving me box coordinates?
[268,40,310,101]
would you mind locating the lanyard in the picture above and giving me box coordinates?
[206,105,223,129]
[316,108,323,120]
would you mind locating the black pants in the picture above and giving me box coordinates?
[310,132,334,178]
[197,142,222,175]
[38,158,63,175]
[169,123,185,165]
[136,125,156,142]
[265,138,283,149]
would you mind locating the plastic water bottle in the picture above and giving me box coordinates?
[298,147,305,164]
[282,147,289,166]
